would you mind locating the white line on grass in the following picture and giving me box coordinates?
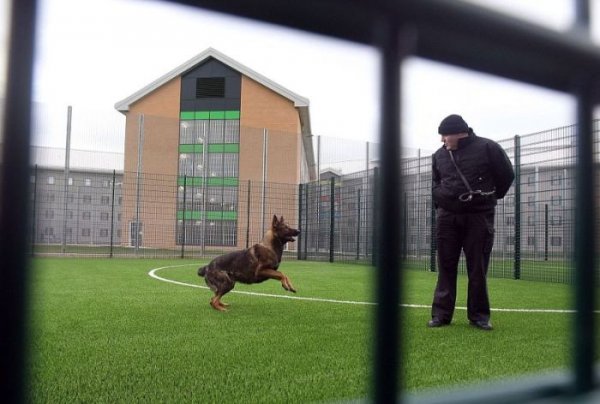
[148,264,599,314]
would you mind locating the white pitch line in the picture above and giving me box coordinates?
[148,264,600,314]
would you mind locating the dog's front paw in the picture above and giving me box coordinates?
[283,282,296,293]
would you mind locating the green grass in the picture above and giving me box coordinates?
[26,258,592,403]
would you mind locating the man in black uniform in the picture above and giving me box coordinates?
[428,114,514,331]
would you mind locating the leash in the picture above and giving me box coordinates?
[448,149,495,202]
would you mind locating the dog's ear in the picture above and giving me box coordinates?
[280,216,284,223]
[272,215,278,227]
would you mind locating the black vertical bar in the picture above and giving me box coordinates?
[371,167,379,267]
[109,170,116,258]
[317,181,322,253]
[246,180,251,249]
[573,77,595,394]
[297,183,303,260]
[31,164,38,257]
[402,192,408,260]
[514,135,521,280]
[373,19,403,404]
[430,196,436,272]
[544,204,549,261]
[304,182,309,259]
[181,176,187,258]
[329,177,335,263]
[572,0,595,392]
[0,0,38,402]
[356,188,361,260]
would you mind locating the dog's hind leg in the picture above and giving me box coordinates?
[204,269,235,311]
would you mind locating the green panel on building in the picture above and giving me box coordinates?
[177,211,238,221]
[177,176,239,187]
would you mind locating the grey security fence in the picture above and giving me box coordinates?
[299,121,598,285]
[298,168,376,263]
[30,165,300,259]
[27,120,599,284]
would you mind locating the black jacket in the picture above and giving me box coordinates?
[432,132,515,213]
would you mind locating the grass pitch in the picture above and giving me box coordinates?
[26,258,585,403]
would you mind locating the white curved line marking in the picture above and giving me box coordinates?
[148,264,599,314]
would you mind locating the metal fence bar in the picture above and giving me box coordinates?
[356,188,361,260]
[0,0,38,401]
[181,175,187,258]
[329,177,335,263]
[373,19,403,402]
[246,180,251,249]
[514,135,521,279]
[573,78,596,394]
[21,119,600,284]
[62,106,72,255]
[110,170,116,258]
[31,164,38,257]
[134,114,144,254]
[298,183,303,260]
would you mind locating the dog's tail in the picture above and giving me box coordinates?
[198,265,207,277]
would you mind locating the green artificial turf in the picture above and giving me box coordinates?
[26,258,590,403]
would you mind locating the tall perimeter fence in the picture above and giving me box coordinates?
[24,119,600,284]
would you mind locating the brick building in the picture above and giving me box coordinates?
[115,48,315,249]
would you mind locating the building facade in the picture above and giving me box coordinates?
[30,167,123,249]
[115,48,315,250]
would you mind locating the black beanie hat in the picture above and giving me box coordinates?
[438,114,469,135]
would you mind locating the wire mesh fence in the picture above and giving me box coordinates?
[30,165,301,259]
[26,119,600,284]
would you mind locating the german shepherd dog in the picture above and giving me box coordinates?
[198,215,300,311]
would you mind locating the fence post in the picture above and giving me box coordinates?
[109,170,116,258]
[544,204,549,261]
[62,105,72,256]
[304,182,309,259]
[31,164,38,257]
[298,183,303,260]
[181,175,187,258]
[329,177,335,263]
[261,129,268,233]
[371,167,379,267]
[430,189,436,272]
[514,135,521,279]
[246,180,251,249]
[134,114,144,255]
[402,192,408,260]
[356,188,361,260]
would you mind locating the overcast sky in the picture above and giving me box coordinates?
[3,0,600,155]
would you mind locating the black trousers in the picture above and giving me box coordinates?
[431,209,495,323]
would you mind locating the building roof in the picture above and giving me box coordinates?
[114,47,309,111]
[114,47,316,181]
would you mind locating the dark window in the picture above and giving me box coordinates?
[196,77,225,98]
